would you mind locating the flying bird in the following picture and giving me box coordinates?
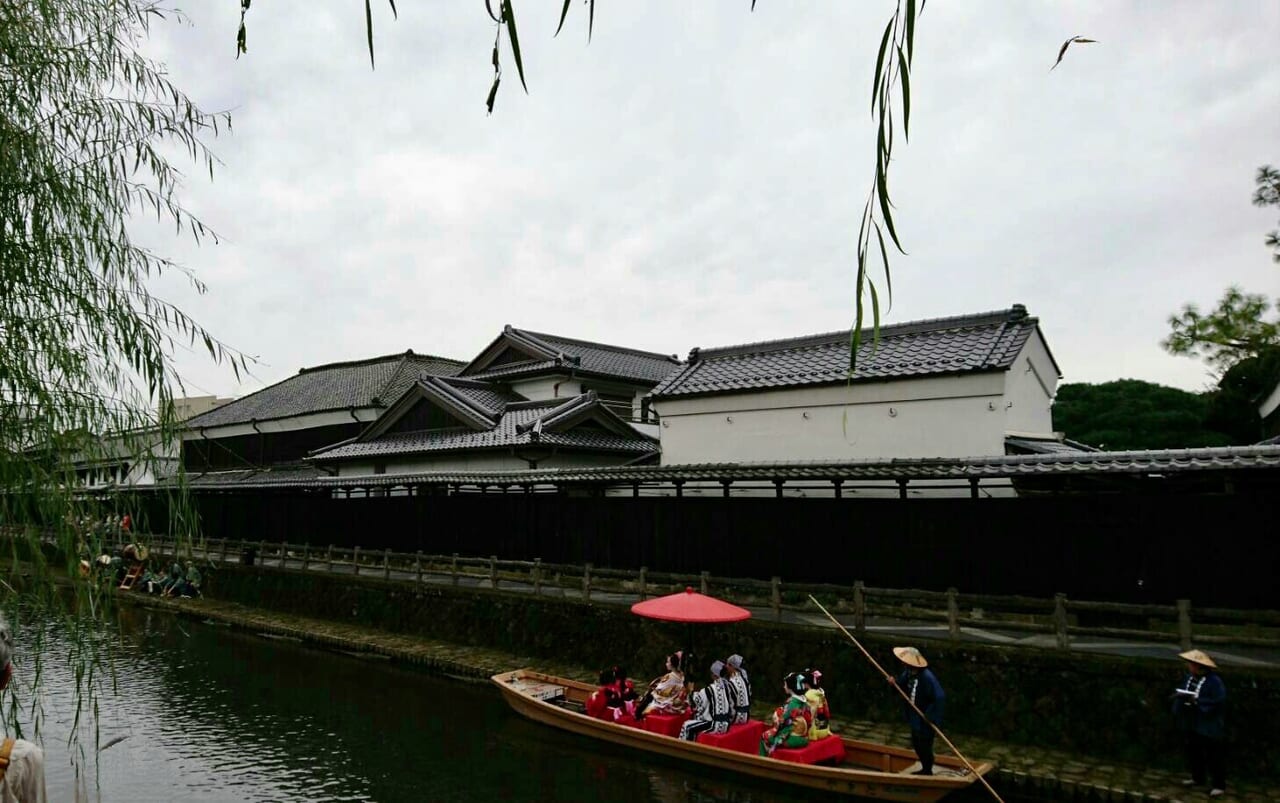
[1051,35,1097,71]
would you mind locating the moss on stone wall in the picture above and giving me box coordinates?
[204,565,1280,779]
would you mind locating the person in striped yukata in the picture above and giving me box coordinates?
[680,661,733,741]
[724,654,752,725]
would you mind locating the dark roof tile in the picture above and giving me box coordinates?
[651,306,1049,399]
[185,352,465,428]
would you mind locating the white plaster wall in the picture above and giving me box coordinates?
[653,373,1008,464]
[1002,332,1059,436]
[509,375,577,402]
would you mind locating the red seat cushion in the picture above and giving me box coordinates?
[697,720,766,754]
[637,711,690,738]
[772,735,846,765]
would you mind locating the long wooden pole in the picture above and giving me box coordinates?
[808,595,1004,803]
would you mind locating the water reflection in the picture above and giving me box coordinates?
[4,607,847,802]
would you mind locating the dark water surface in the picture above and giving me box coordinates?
[3,607,1009,802]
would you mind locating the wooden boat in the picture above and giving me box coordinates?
[493,669,995,802]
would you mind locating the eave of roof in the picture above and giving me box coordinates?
[156,445,1280,491]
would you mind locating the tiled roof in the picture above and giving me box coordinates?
[651,306,1048,399]
[167,445,1280,490]
[184,351,465,428]
[465,326,681,385]
[310,395,657,461]
[1005,436,1100,455]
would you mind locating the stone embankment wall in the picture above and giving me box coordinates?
[206,564,1279,778]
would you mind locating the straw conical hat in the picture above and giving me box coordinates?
[893,646,928,668]
[1179,649,1217,669]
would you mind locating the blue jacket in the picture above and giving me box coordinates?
[1172,671,1226,741]
[897,668,945,731]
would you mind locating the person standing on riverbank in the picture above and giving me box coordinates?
[888,646,944,776]
[1173,649,1227,797]
[0,618,47,802]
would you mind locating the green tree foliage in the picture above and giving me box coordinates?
[2,0,240,750]
[1053,381,1230,451]
[1255,165,1280,263]
[1164,287,1280,373]
[1164,166,1280,372]
[1203,347,1280,444]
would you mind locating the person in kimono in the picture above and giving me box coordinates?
[724,654,752,725]
[636,650,688,719]
[680,661,733,741]
[802,667,832,740]
[760,672,812,756]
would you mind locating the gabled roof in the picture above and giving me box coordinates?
[184,351,465,429]
[309,391,657,462]
[651,305,1054,400]
[462,325,681,385]
[357,376,523,439]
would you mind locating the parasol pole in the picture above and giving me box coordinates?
[808,595,1003,803]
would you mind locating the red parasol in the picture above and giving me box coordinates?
[631,586,752,624]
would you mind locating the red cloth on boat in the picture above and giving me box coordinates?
[697,720,766,754]
[635,711,690,738]
[771,735,846,765]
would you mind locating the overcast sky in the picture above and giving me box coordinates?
[138,2,1280,401]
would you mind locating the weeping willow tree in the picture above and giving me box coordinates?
[1,0,242,761]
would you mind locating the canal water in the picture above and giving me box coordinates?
[2,606,1010,802]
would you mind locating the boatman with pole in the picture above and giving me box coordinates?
[889,646,945,776]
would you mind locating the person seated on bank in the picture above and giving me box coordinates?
[586,668,621,720]
[166,562,202,598]
[680,661,733,741]
[636,650,688,719]
[802,667,832,740]
[724,654,751,725]
[888,646,945,776]
[760,672,812,756]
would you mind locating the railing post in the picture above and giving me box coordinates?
[1177,599,1193,651]
[700,571,709,596]
[452,553,459,586]
[383,548,391,580]
[280,541,289,569]
[853,581,866,634]
[771,576,782,622]
[353,545,361,576]
[583,563,593,600]
[638,566,647,600]
[946,588,960,642]
[219,538,228,564]
[302,543,310,571]
[1054,593,1070,650]
[489,555,498,589]
[415,551,423,586]
[258,540,265,570]
[533,558,542,596]
[326,544,334,572]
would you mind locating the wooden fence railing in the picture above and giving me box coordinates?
[10,528,1280,651]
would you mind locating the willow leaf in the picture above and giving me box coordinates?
[503,0,529,92]
[897,45,910,140]
[872,18,893,115]
[906,0,916,62]
[874,222,893,309]
[364,0,375,69]
[554,0,572,36]
[876,156,904,252]
[589,0,595,41]
[869,279,882,351]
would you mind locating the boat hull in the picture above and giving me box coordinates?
[492,669,993,802]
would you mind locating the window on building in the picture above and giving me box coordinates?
[373,462,387,475]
